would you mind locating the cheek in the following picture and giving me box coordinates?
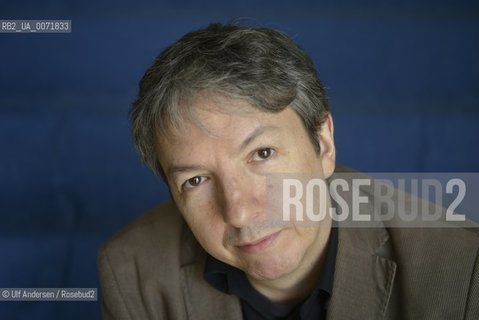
[290,225,319,245]
[182,198,228,256]
[280,140,321,172]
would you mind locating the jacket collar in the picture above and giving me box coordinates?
[179,223,243,320]
[327,219,397,320]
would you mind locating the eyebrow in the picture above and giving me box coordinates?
[167,125,279,177]
[239,125,279,152]
[167,164,207,178]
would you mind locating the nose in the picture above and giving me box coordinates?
[218,172,264,228]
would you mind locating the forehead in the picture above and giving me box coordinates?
[155,95,307,167]
[159,94,300,146]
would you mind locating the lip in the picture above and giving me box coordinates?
[237,230,282,254]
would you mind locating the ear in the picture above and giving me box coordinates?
[317,113,336,178]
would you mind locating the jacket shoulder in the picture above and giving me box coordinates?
[103,202,185,256]
[98,201,198,320]
[386,225,479,318]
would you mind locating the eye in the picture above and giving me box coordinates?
[183,176,206,190]
[252,147,275,161]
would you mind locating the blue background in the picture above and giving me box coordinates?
[0,0,478,319]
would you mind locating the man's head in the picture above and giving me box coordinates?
[130,23,336,301]
[130,23,330,178]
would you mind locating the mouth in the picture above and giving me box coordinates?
[237,230,282,254]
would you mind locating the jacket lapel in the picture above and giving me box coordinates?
[181,262,243,320]
[180,224,243,320]
[327,223,397,320]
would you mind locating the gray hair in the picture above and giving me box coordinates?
[130,23,330,178]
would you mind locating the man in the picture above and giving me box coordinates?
[98,23,479,319]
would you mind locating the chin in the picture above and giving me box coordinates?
[245,250,304,281]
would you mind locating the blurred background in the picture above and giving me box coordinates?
[0,0,478,319]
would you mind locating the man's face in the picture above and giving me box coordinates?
[158,95,335,288]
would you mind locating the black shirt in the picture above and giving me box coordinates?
[204,227,338,320]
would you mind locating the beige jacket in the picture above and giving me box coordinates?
[98,200,479,320]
